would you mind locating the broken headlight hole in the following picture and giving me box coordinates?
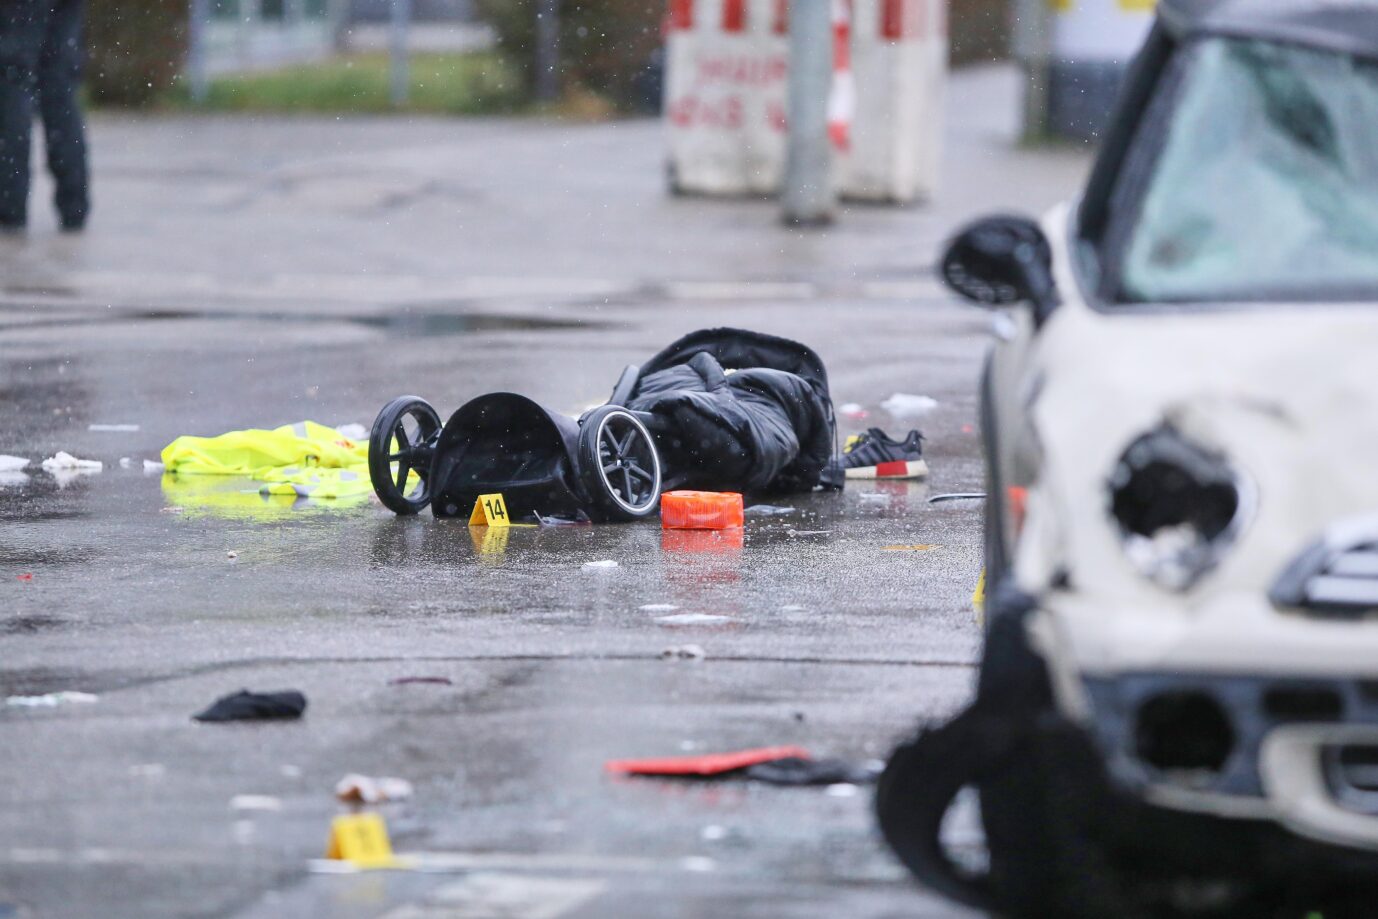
[1108,425,1249,591]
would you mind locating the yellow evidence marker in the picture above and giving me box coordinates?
[468,493,510,527]
[972,568,987,627]
[325,813,399,869]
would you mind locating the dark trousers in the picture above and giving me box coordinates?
[0,0,89,228]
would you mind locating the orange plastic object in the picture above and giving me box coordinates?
[605,746,811,777]
[660,490,744,530]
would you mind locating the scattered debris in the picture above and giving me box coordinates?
[744,504,796,517]
[655,613,735,626]
[605,746,812,777]
[581,560,620,571]
[536,512,590,527]
[193,689,307,723]
[40,452,102,472]
[230,794,283,812]
[882,544,942,552]
[143,460,165,473]
[160,505,185,514]
[0,455,29,472]
[388,676,453,686]
[838,402,869,419]
[335,773,414,804]
[660,644,706,660]
[639,603,680,613]
[785,529,831,537]
[15,573,32,582]
[605,747,880,788]
[928,493,986,504]
[825,783,861,797]
[661,491,745,530]
[858,493,889,504]
[119,457,133,469]
[88,424,140,433]
[880,393,939,420]
[744,756,883,786]
[226,550,239,560]
[6,690,97,707]
[700,825,730,841]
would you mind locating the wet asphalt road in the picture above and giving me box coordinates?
[0,66,1091,919]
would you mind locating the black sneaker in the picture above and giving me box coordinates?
[841,428,928,480]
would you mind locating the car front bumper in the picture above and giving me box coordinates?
[1027,597,1378,853]
[1080,671,1378,850]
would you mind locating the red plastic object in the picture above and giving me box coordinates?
[15,573,32,582]
[660,490,744,530]
[605,746,811,777]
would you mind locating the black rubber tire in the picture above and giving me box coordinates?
[577,406,661,522]
[980,355,1010,621]
[876,715,998,912]
[368,395,441,516]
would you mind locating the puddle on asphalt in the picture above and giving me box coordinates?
[159,473,374,521]
[0,305,608,338]
[0,614,68,636]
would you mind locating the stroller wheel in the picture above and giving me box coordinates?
[369,395,442,516]
[578,406,662,521]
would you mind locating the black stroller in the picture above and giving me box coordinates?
[367,328,840,522]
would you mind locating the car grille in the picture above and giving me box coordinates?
[1271,519,1378,620]
[1326,744,1378,815]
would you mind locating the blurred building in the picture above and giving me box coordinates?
[1013,0,1156,141]
[203,0,346,73]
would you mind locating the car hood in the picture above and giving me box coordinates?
[1019,236,1378,674]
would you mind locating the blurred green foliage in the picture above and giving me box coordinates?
[87,0,189,106]
[475,0,662,111]
[159,52,523,114]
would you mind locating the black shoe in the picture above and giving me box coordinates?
[841,428,928,480]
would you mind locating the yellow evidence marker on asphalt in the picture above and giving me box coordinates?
[325,813,399,869]
[973,568,987,627]
[469,493,510,527]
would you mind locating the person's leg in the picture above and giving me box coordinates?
[0,1,48,229]
[38,0,86,230]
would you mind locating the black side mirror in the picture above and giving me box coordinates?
[940,215,1059,326]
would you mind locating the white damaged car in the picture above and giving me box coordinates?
[878,1,1378,916]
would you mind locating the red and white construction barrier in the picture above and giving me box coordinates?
[663,0,946,202]
[827,0,854,151]
[841,0,947,202]
[664,0,791,196]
